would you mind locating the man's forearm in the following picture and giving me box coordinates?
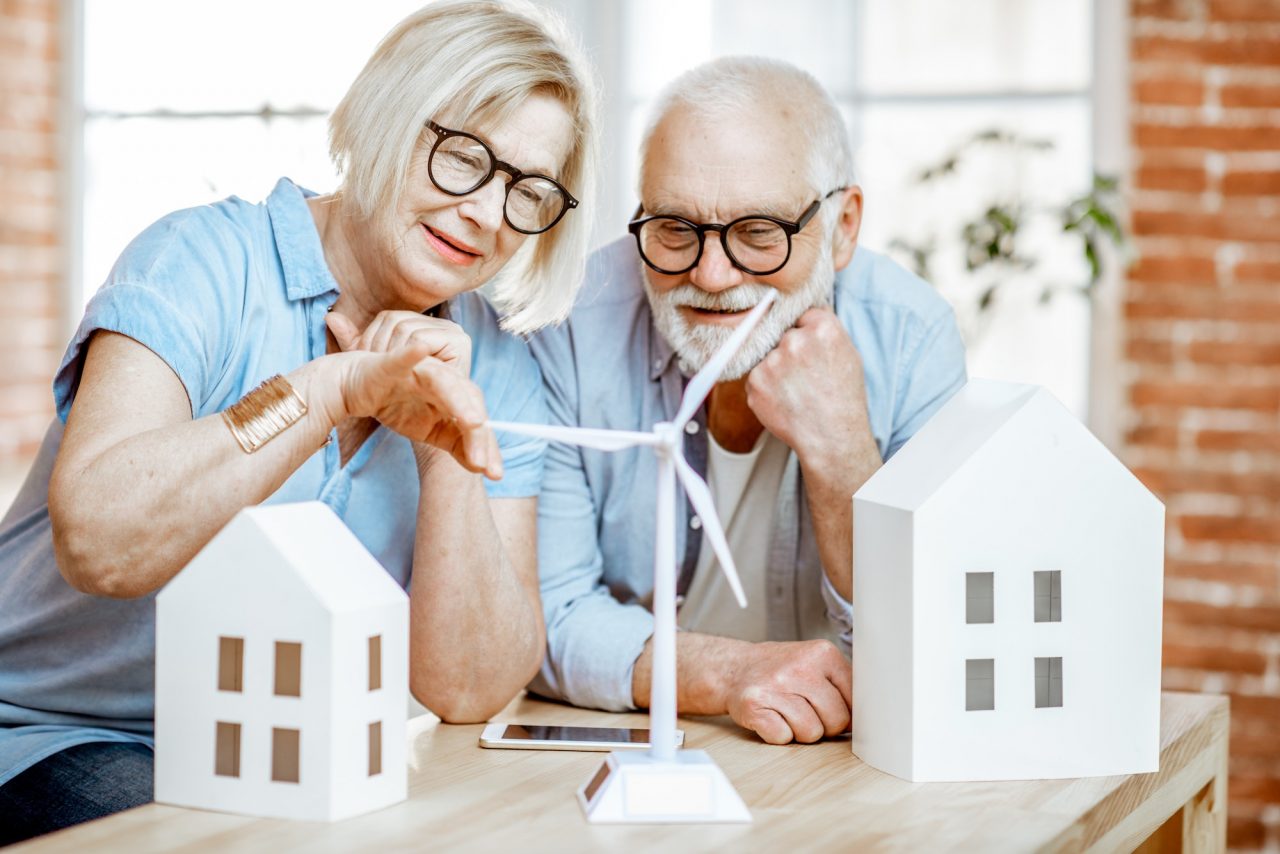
[630,632,751,714]
[798,427,881,601]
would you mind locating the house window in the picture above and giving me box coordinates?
[1035,657,1064,707]
[369,721,382,777]
[369,635,382,692]
[965,572,994,623]
[1034,571,1062,622]
[214,721,241,777]
[965,659,995,711]
[274,641,302,697]
[272,727,301,783]
[217,636,243,692]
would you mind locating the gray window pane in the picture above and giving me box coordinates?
[966,572,994,624]
[1034,571,1062,622]
[966,659,995,711]
[1035,657,1063,708]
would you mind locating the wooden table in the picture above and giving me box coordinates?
[17,691,1228,853]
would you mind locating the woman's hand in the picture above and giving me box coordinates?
[327,309,473,377]
[326,309,501,480]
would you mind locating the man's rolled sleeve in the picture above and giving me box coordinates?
[819,571,853,654]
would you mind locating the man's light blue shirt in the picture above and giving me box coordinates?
[0,178,547,785]
[528,237,967,712]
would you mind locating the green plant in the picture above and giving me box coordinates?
[888,129,1127,315]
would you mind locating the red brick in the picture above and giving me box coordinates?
[1164,599,1280,632]
[1128,254,1219,283]
[1209,0,1280,21]
[1134,77,1206,105]
[1162,642,1269,675]
[1127,338,1176,363]
[1222,169,1280,195]
[1125,297,1280,323]
[1134,466,1280,498]
[1232,774,1280,803]
[1127,422,1182,448]
[1134,123,1280,152]
[1134,33,1280,66]
[1134,0,1200,19]
[1132,210,1280,242]
[1188,340,1280,364]
[1236,261,1280,283]
[1134,164,1209,192]
[1196,429,1280,451]
[1221,83,1280,108]
[1166,559,1277,587]
[1181,514,1280,544]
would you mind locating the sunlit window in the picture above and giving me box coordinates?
[80,0,1094,413]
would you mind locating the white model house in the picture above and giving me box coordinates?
[851,379,1164,782]
[155,501,409,821]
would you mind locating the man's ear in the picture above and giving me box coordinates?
[831,186,863,272]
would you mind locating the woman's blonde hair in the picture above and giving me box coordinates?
[329,0,598,334]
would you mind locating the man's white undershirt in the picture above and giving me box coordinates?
[678,429,790,641]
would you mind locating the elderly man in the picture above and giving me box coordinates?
[528,57,967,745]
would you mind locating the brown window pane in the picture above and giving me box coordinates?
[215,721,241,777]
[272,727,300,783]
[274,641,302,697]
[217,636,243,692]
[368,635,382,692]
[368,721,382,777]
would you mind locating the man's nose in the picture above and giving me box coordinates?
[689,235,744,292]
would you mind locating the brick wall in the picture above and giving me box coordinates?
[1127,0,1280,849]
[0,0,61,461]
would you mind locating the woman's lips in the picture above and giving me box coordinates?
[422,224,480,266]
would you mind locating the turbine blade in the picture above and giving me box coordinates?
[673,290,778,429]
[488,421,659,452]
[673,452,747,608]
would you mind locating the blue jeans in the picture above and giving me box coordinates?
[0,742,153,846]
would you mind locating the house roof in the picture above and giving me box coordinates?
[160,501,407,612]
[855,378,1138,512]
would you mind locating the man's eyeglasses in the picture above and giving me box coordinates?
[425,120,577,235]
[627,187,847,276]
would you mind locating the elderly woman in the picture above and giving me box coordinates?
[0,0,596,841]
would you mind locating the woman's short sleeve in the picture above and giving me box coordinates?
[452,292,548,499]
[52,204,253,421]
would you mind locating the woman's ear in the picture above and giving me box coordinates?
[831,186,864,271]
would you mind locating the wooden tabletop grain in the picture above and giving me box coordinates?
[15,691,1228,853]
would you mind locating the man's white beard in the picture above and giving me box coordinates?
[644,248,836,381]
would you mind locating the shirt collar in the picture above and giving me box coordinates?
[266,177,342,302]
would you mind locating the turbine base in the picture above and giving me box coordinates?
[577,749,751,824]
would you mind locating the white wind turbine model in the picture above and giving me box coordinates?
[490,290,776,824]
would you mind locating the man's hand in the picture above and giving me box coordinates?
[744,306,870,471]
[722,639,852,744]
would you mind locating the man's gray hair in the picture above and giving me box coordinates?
[637,56,855,228]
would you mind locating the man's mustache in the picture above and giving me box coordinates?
[663,284,775,312]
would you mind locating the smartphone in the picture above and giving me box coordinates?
[478,722,685,752]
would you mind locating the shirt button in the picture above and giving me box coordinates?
[690,516,702,530]
[684,421,699,435]
[652,358,664,371]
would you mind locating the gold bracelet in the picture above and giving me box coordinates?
[221,374,309,453]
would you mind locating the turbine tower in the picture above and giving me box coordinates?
[490,290,776,823]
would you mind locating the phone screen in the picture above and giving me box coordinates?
[501,724,650,744]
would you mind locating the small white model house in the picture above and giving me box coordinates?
[155,501,409,821]
[851,379,1164,783]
